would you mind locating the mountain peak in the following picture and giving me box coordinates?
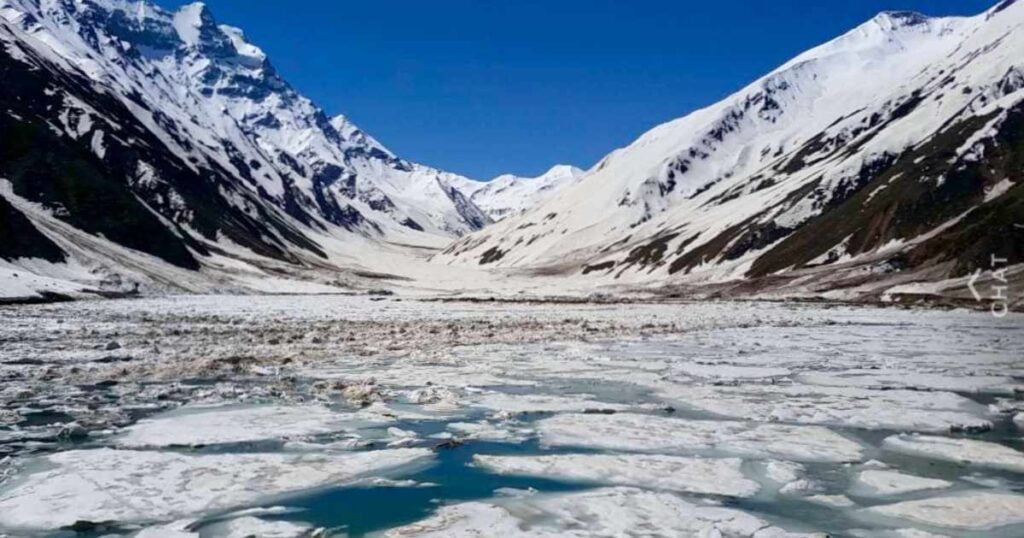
[172,1,227,51]
[871,10,930,30]
[544,164,585,178]
[330,114,392,156]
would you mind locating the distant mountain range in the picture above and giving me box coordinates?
[1,0,1021,305]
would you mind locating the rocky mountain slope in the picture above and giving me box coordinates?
[0,0,514,297]
[2,0,1022,304]
[437,2,1024,304]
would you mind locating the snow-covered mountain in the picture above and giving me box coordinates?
[0,0,501,296]
[437,1,1024,300]
[2,0,1022,302]
[451,165,584,221]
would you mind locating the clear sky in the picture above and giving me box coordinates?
[157,0,997,179]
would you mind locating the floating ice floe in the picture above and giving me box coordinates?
[849,529,952,538]
[469,392,630,416]
[780,479,825,496]
[1015,413,1024,428]
[763,460,806,484]
[473,454,761,497]
[883,434,1024,473]
[536,413,865,463]
[381,487,822,537]
[672,363,791,380]
[0,447,432,530]
[797,371,1023,395]
[656,384,991,433]
[198,516,313,538]
[852,470,952,497]
[806,495,857,508]
[386,427,420,448]
[864,492,1024,530]
[446,421,534,442]
[115,404,388,447]
[134,520,195,537]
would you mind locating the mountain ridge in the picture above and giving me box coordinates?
[0,0,563,298]
[1,0,1021,306]
[435,1,1024,305]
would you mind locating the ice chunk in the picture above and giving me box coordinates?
[675,363,791,380]
[780,479,824,496]
[1015,413,1024,428]
[764,460,806,484]
[470,392,629,415]
[0,448,432,530]
[849,529,951,538]
[865,492,1024,530]
[382,487,821,537]
[536,413,864,462]
[853,470,951,497]
[134,520,195,537]
[386,427,419,448]
[798,371,1022,394]
[447,421,534,442]
[883,434,1024,472]
[115,404,387,447]
[200,516,312,537]
[408,386,461,411]
[658,384,991,433]
[806,495,857,508]
[474,454,760,497]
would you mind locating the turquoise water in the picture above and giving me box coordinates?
[176,408,1024,538]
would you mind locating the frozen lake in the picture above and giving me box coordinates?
[0,296,1022,537]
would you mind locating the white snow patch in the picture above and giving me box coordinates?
[984,178,1015,203]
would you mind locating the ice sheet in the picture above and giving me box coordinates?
[865,492,1024,530]
[536,413,865,462]
[883,435,1024,473]
[474,454,760,497]
[853,470,952,497]
[657,384,992,433]
[381,487,820,537]
[0,448,432,530]
[115,404,385,447]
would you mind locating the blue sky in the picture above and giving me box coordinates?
[159,0,996,179]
